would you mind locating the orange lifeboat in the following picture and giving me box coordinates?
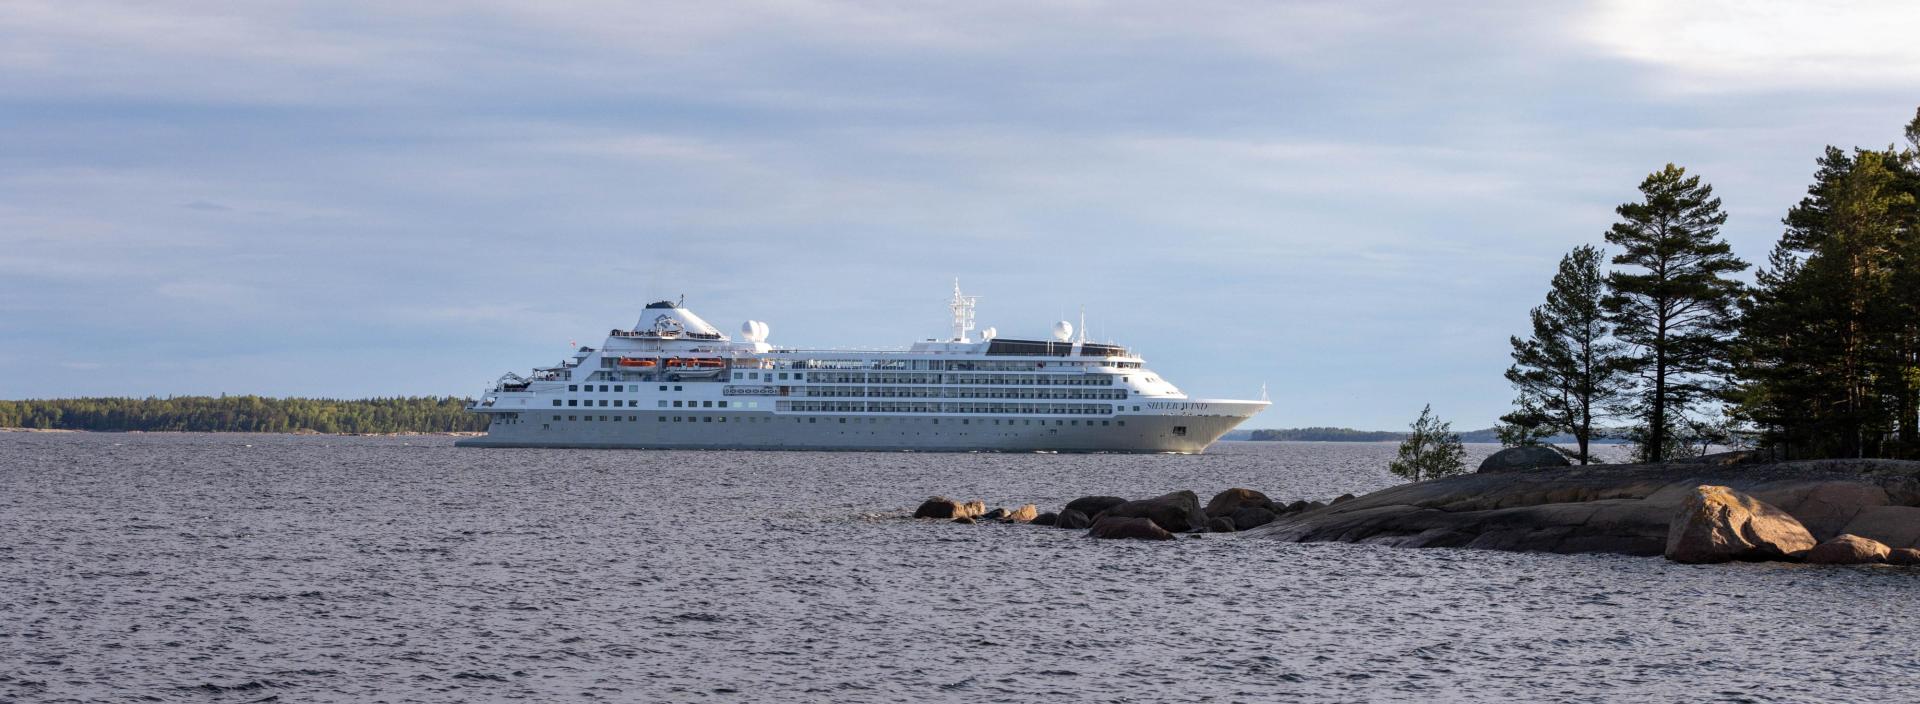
[692,358,725,368]
[617,358,657,368]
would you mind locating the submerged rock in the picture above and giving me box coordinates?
[913,497,964,519]
[1477,446,1571,474]
[1103,490,1205,533]
[1064,496,1128,518]
[1205,488,1273,518]
[981,507,1008,521]
[960,500,988,519]
[1331,493,1357,504]
[1665,485,1816,564]
[1207,516,1236,533]
[952,516,976,525]
[1087,516,1174,541]
[1805,534,1891,565]
[1055,509,1092,530]
[1888,548,1920,566]
[1032,511,1059,527]
[1229,506,1278,530]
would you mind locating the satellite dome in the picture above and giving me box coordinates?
[740,320,770,342]
[1052,321,1073,342]
[981,326,997,341]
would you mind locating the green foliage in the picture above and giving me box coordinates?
[1601,164,1749,463]
[1734,139,1920,459]
[1248,427,1405,442]
[0,396,484,434]
[1388,404,1466,482]
[1494,399,1557,448]
[1504,245,1628,463]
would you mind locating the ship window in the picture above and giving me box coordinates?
[597,385,606,392]
[658,401,667,407]
[733,373,742,380]
[552,400,561,407]
[808,418,816,423]
[718,401,728,408]
[614,385,623,392]
[703,417,711,422]
[839,418,846,424]
[1055,420,1063,426]
[1118,421,1125,426]
[779,373,789,380]
[673,400,682,407]
[569,385,578,391]
[658,416,666,422]
[703,401,713,408]
[750,372,760,379]
[568,415,577,421]
[659,385,667,391]
[674,416,682,422]
[568,400,578,407]
[674,385,683,391]
[598,400,608,407]
[1102,421,1110,426]
[1173,426,1187,436]
[718,416,726,422]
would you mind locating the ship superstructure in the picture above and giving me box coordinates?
[455,283,1268,452]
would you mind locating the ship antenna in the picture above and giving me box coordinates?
[949,279,979,342]
[1077,305,1087,344]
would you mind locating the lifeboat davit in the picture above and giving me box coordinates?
[617,358,657,368]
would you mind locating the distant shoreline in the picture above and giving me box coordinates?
[0,427,484,437]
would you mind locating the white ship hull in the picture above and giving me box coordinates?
[456,405,1261,453]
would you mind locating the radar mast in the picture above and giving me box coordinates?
[949,279,979,342]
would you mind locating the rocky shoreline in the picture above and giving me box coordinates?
[914,449,1920,566]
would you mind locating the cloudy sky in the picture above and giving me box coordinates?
[4,1,1919,428]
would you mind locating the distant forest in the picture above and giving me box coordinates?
[0,396,485,434]
[1236,427,1624,444]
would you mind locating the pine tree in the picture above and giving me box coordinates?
[1737,146,1916,458]
[1388,404,1465,482]
[1503,245,1626,464]
[1602,164,1749,463]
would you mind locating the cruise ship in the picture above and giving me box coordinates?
[455,283,1268,452]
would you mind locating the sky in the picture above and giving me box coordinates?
[4,1,1920,429]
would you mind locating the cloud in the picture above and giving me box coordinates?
[1581,0,1920,92]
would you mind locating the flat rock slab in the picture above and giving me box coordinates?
[1247,457,1920,558]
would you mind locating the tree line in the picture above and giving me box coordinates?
[1499,106,1920,464]
[0,396,486,434]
